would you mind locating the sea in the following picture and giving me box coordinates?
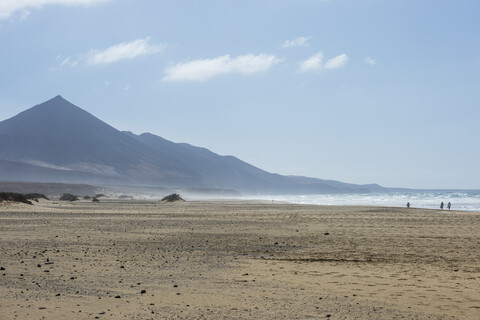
[244,191,480,212]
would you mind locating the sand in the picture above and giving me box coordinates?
[0,199,479,319]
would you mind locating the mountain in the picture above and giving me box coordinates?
[0,96,386,194]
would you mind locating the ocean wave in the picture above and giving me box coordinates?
[244,192,480,212]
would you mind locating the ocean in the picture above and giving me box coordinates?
[245,191,480,212]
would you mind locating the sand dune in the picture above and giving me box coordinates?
[0,200,478,319]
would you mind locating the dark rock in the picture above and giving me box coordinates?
[140,290,146,294]
[161,193,184,202]
[59,193,79,201]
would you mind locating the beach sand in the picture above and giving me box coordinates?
[0,199,479,319]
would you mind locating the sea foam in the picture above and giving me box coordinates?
[244,191,480,212]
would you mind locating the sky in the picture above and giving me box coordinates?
[0,0,479,189]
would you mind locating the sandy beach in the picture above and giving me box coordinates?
[0,199,479,319]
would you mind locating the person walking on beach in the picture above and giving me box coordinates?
[407,202,410,208]
[447,202,451,210]
[440,201,444,209]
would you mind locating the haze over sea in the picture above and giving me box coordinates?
[245,191,480,212]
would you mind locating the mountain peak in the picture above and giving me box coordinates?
[33,95,79,112]
[0,96,109,140]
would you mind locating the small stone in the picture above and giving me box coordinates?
[324,233,330,235]
[140,290,146,294]
[114,296,121,299]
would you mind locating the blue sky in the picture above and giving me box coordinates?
[1,0,479,189]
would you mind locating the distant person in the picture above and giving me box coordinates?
[440,201,444,209]
[447,202,451,210]
[407,202,410,208]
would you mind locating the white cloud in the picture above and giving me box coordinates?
[299,52,323,73]
[282,36,310,48]
[58,55,79,67]
[0,0,111,20]
[324,53,348,69]
[163,54,282,82]
[299,52,348,72]
[86,37,164,65]
[364,56,376,66]
[60,56,71,66]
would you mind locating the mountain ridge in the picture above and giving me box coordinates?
[0,96,386,194]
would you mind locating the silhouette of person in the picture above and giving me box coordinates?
[447,202,451,210]
[440,201,444,209]
[407,202,410,208]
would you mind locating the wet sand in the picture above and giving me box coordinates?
[0,200,479,319]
